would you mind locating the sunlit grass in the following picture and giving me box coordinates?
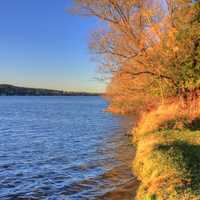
[133,100,200,200]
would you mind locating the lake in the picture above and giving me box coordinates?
[0,96,137,200]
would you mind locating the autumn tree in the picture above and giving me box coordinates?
[72,0,200,114]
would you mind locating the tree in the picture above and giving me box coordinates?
[72,0,200,114]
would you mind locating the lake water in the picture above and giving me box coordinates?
[0,96,137,200]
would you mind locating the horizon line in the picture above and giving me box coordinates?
[0,83,104,94]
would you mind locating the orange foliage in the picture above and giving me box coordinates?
[73,0,199,115]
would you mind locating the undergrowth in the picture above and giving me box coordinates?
[133,100,200,200]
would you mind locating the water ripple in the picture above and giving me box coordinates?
[0,96,137,200]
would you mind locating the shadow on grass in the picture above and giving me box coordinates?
[156,141,200,194]
[157,117,200,132]
[186,118,200,131]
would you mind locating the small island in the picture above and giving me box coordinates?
[0,84,101,96]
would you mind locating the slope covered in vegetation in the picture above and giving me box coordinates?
[133,100,200,200]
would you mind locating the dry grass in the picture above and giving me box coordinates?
[134,98,200,141]
[132,98,200,200]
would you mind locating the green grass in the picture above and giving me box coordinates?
[133,118,200,200]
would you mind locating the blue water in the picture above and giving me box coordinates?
[0,96,137,200]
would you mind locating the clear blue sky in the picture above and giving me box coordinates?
[0,0,105,92]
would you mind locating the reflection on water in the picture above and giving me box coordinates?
[0,96,137,200]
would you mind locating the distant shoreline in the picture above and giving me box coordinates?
[0,84,102,96]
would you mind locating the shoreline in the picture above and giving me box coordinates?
[131,102,200,200]
[0,84,102,96]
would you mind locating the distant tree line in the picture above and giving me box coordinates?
[0,85,101,96]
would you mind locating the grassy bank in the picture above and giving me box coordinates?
[132,101,200,200]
